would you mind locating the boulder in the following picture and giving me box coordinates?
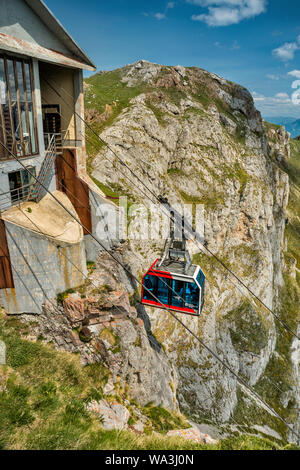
[87,399,130,430]
[0,340,6,365]
[63,298,86,323]
[166,428,218,445]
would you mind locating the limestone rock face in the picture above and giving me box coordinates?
[21,252,178,411]
[86,61,300,440]
[265,124,291,162]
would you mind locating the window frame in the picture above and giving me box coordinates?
[8,166,36,204]
[0,53,39,161]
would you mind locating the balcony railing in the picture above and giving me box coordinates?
[44,132,61,152]
[0,183,36,213]
[0,131,83,212]
[43,131,82,151]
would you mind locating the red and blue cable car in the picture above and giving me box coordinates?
[141,240,205,316]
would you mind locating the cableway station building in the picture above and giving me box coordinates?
[0,0,116,314]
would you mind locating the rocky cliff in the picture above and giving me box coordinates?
[83,60,300,443]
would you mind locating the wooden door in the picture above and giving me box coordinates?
[55,149,92,235]
[0,220,14,289]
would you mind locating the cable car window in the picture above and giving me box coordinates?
[171,280,184,308]
[197,270,205,286]
[157,277,170,305]
[185,282,199,309]
[200,279,205,309]
[143,274,157,302]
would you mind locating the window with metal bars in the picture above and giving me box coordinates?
[0,55,38,160]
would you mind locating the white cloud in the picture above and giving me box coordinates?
[213,39,240,49]
[152,2,175,20]
[251,90,300,116]
[252,91,291,103]
[231,40,240,50]
[189,0,267,27]
[272,30,283,37]
[266,74,280,80]
[154,12,166,20]
[272,35,300,61]
[288,70,300,79]
[274,92,290,99]
[273,42,299,61]
[252,91,265,101]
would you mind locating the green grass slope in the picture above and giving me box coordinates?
[0,311,295,450]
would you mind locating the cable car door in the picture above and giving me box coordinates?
[156,276,171,306]
[170,279,185,309]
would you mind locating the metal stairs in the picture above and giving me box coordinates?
[28,133,62,203]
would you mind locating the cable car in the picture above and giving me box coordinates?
[141,238,205,316]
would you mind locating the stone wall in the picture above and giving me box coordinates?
[0,220,87,314]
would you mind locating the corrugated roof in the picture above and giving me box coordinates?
[0,32,95,71]
[24,0,96,71]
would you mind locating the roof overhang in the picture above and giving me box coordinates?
[0,32,96,71]
[24,0,96,71]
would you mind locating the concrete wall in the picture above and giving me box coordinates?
[73,69,86,175]
[0,0,70,54]
[0,221,87,314]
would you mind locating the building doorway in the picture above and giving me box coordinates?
[42,104,61,149]
[42,105,61,134]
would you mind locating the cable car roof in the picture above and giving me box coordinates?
[150,259,200,280]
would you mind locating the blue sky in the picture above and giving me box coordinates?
[45,0,300,118]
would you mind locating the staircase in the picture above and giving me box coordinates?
[28,133,62,203]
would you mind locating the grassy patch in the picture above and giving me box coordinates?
[145,99,167,126]
[99,328,121,354]
[179,189,225,208]
[142,404,189,434]
[56,288,76,304]
[84,70,146,161]
[167,168,185,176]
[85,70,145,117]
[91,176,120,199]
[226,302,268,354]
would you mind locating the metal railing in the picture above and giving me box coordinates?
[0,183,36,213]
[44,132,61,151]
[43,130,82,150]
[0,134,57,212]
[0,130,83,212]
[34,133,57,202]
